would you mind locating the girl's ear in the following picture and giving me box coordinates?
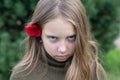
[39,37,43,43]
[36,37,42,43]
[40,39,43,43]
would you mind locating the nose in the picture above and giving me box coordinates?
[58,42,67,53]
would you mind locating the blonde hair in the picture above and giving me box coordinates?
[13,0,102,80]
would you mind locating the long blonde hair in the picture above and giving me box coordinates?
[14,0,100,80]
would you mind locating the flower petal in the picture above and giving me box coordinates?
[25,24,42,37]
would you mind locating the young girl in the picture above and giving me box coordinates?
[10,0,107,80]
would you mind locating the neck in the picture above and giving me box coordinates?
[46,53,72,68]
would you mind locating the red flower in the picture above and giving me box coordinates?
[25,24,42,37]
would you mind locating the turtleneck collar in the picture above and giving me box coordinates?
[46,53,72,68]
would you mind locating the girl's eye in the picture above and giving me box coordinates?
[68,35,76,42]
[48,36,57,41]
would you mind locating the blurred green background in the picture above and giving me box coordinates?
[0,0,120,80]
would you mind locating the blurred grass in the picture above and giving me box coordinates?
[104,48,120,80]
[107,72,120,80]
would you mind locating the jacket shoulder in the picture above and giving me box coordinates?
[91,61,107,80]
[97,63,107,80]
[10,63,46,80]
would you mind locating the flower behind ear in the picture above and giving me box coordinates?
[25,24,42,37]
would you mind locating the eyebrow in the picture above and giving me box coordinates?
[45,34,76,37]
[44,31,76,36]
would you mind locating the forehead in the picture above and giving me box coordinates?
[42,18,75,36]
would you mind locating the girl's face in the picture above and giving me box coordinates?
[41,18,76,62]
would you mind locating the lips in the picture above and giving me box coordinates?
[56,55,68,60]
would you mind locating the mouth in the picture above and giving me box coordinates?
[56,55,68,60]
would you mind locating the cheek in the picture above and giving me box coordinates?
[46,45,56,51]
[43,40,57,53]
[68,44,75,53]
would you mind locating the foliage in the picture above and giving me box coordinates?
[107,72,120,80]
[0,0,36,79]
[103,49,120,80]
[0,31,25,80]
[0,0,38,40]
[81,0,120,52]
[104,49,120,74]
